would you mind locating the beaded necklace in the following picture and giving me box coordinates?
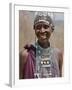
[34,41,53,78]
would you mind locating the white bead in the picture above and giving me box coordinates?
[41,61,43,64]
[43,61,46,64]
[47,61,49,64]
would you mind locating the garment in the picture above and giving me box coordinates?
[23,42,62,79]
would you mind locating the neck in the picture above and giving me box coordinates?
[38,40,50,48]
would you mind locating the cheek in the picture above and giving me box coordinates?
[46,32,51,38]
[46,29,52,37]
[35,30,40,37]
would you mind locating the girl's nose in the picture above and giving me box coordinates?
[40,27,45,32]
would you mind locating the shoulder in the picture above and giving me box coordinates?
[19,49,29,64]
[20,49,28,58]
[53,48,63,56]
[19,44,34,58]
[52,48,63,63]
[19,43,36,64]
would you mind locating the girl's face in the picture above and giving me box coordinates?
[35,22,53,44]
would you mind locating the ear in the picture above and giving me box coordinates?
[52,25,54,32]
[50,26,54,32]
[50,24,54,32]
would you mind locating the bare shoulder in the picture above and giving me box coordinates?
[53,48,63,63]
[53,48,63,57]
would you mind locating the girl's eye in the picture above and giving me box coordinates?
[35,24,42,30]
[43,25,49,29]
[36,25,42,30]
[35,24,49,30]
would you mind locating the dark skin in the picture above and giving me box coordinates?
[34,22,53,48]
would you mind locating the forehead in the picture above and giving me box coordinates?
[35,21,50,26]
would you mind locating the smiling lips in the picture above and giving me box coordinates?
[39,33,48,39]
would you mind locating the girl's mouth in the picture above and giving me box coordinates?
[39,33,47,39]
[39,32,50,39]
